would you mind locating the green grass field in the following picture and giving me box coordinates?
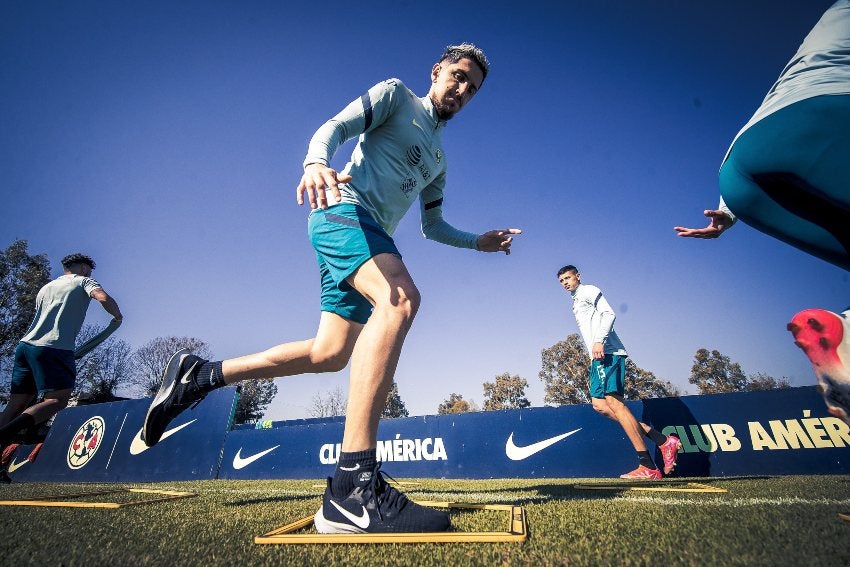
[1,475,848,566]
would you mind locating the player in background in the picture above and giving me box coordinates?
[675,1,850,423]
[557,265,680,479]
[141,43,521,533]
[0,253,123,478]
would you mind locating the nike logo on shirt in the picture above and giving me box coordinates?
[505,428,582,461]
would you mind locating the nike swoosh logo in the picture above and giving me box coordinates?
[129,420,197,455]
[412,118,423,130]
[179,360,200,385]
[7,458,29,473]
[338,463,359,472]
[505,428,582,461]
[329,500,370,529]
[232,445,280,469]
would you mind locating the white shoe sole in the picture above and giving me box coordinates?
[141,348,190,446]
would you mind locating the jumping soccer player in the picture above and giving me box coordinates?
[557,265,680,479]
[142,43,521,532]
[674,0,850,423]
[0,253,123,477]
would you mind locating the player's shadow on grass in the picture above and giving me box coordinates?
[225,493,320,507]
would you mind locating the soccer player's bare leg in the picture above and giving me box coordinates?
[343,252,420,451]
[220,312,363,382]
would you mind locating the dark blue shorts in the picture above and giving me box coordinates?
[308,203,401,324]
[11,342,76,395]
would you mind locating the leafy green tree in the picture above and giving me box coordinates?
[623,359,681,400]
[233,378,278,424]
[747,372,792,391]
[539,334,590,406]
[130,336,213,396]
[437,393,472,414]
[382,381,409,418]
[689,348,747,394]
[483,373,531,410]
[0,240,50,403]
[74,324,133,403]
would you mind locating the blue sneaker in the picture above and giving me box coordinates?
[313,462,450,533]
[141,349,207,447]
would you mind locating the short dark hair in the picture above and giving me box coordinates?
[61,253,96,270]
[557,265,578,277]
[438,43,489,81]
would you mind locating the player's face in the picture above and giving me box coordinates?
[558,271,580,292]
[429,57,484,120]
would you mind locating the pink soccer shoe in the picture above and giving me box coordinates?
[619,465,662,480]
[659,435,682,475]
[788,308,850,424]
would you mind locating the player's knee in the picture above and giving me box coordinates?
[377,285,420,326]
[591,400,611,418]
[309,348,350,373]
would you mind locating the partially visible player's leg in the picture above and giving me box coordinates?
[142,313,362,446]
[342,252,419,451]
[315,252,449,534]
[590,356,661,479]
[639,422,681,475]
[722,96,850,423]
[788,308,850,424]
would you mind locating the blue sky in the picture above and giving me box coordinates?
[2,0,846,419]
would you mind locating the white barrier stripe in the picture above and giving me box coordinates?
[105,413,127,470]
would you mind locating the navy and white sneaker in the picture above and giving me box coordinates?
[141,348,207,447]
[314,462,450,533]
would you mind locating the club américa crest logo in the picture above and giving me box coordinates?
[67,416,106,469]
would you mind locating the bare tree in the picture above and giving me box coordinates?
[310,386,347,418]
[747,372,792,391]
[74,324,133,403]
[483,373,531,410]
[539,334,590,406]
[130,336,212,396]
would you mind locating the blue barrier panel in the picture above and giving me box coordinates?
[218,386,850,479]
[11,387,238,483]
[3,443,40,480]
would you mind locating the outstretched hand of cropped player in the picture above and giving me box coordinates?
[297,163,353,210]
[477,228,522,255]
[674,209,733,239]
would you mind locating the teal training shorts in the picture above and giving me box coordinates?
[308,203,401,324]
[720,94,850,271]
[11,342,77,394]
[588,354,626,399]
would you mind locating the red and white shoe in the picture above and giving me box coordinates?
[619,465,662,480]
[659,435,682,475]
[788,308,850,424]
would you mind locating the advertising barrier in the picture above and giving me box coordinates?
[8,387,238,483]
[7,385,848,482]
[218,386,850,479]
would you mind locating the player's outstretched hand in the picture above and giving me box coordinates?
[477,228,522,255]
[297,163,353,210]
[674,209,732,239]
